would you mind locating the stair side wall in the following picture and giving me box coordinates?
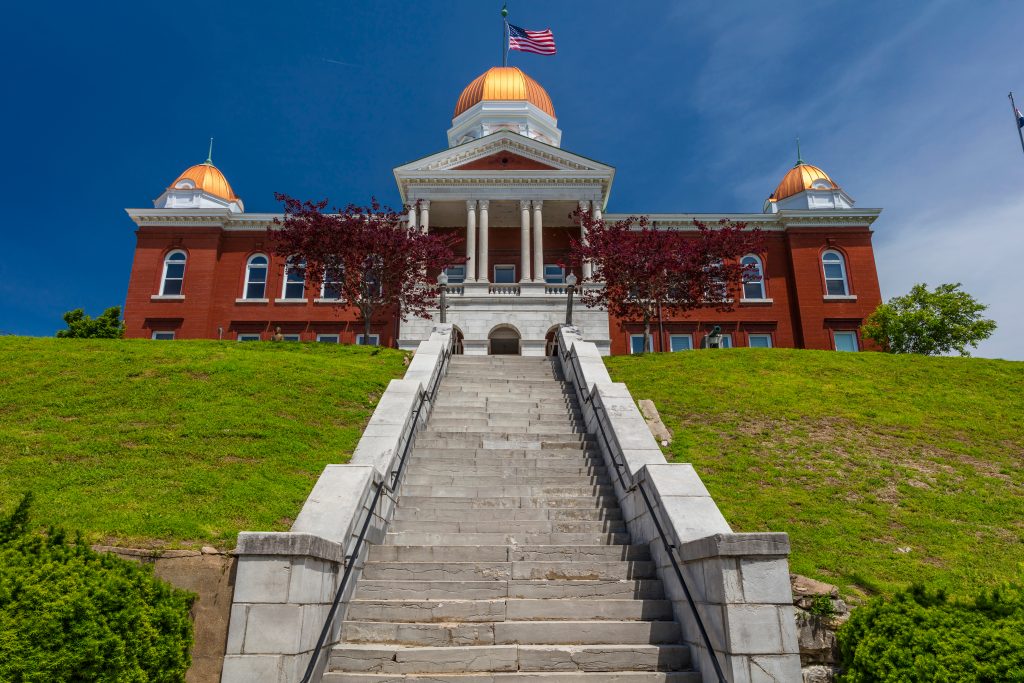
[556,325,802,683]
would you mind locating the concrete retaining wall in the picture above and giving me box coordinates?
[555,325,801,682]
[221,325,454,683]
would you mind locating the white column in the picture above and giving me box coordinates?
[585,200,602,279]
[418,200,430,234]
[407,205,417,231]
[478,200,490,283]
[465,200,477,281]
[519,200,531,282]
[532,200,544,282]
[466,198,477,282]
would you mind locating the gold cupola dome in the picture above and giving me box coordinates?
[772,162,839,202]
[170,160,238,202]
[454,66,555,119]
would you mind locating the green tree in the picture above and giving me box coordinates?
[56,306,126,339]
[862,283,995,356]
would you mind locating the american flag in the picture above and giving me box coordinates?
[508,24,556,55]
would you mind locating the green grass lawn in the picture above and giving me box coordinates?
[605,349,1024,600]
[0,337,408,548]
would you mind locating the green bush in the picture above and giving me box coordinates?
[0,494,195,682]
[838,584,1024,681]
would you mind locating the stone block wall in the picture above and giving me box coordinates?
[556,325,802,682]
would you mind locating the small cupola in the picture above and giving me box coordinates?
[154,139,244,213]
[448,67,561,148]
[763,140,854,213]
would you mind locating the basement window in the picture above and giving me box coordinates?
[630,334,654,354]
[356,334,380,346]
[834,331,859,352]
[669,335,693,352]
[748,334,772,348]
[151,331,175,340]
[316,334,340,343]
[238,334,261,342]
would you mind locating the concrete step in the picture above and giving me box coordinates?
[354,579,666,600]
[428,417,578,429]
[340,620,681,646]
[423,425,586,436]
[386,520,627,535]
[401,474,610,487]
[361,561,653,582]
[430,412,582,423]
[398,485,615,499]
[390,508,623,523]
[346,599,673,624]
[413,438,595,451]
[411,448,600,459]
[407,463,607,476]
[329,643,690,674]
[367,545,650,563]
[395,496,620,511]
[325,672,699,682]
[384,532,631,546]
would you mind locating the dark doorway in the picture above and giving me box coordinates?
[489,327,521,355]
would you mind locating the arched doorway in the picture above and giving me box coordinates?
[488,325,521,355]
[451,326,465,355]
[544,325,561,357]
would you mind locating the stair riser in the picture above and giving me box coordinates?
[361,561,654,582]
[391,508,623,522]
[395,497,620,510]
[367,545,650,562]
[384,533,631,546]
[401,475,610,487]
[387,521,627,534]
[399,486,615,498]
[345,599,673,624]
[353,580,666,601]
[340,621,681,646]
[325,672,699,682]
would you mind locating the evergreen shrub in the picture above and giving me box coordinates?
[838,584,1024,681]
[0,494,195,682]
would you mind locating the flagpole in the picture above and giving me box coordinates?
[502,3,509,67]
[1010,92,1024,155]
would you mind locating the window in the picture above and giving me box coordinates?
[316,334,340,343]
[748,333,772,348]
[669,335,693,352]
[822,251,849,296]
[834,331,859,352]
[356,334,380,346]
[630,334,654,354]
[493,264,516,283]
[544,264,565,284]
[281,258,306,300]
[160,251,187,296]
[282,334,301,342]
[244,255,269,299]
[321,267,343,300]
[238,334,261,342]
[151,331,175,340]
[443,265,466,284]
[741,255,766,300]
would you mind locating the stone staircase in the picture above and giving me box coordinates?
[325,355,698,682]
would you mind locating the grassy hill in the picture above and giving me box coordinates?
[605,349,1024,600]
[0,337,408,548]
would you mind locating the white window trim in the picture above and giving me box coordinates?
[237,334,262,342]
[444,265,467,284]
[150,295,186,301]
[281,258,306,300]
[740,297,774,304]
[356,334,381,346]
[235,298,269,304]
[151,331,175,340]
[159,250,187,296]
[243,254,269,300]
[833,331,860,352]
[320,267,345,301]
[316,334,340,343]
[669,334,693,352]
[823,294,858,301]
[543,263,565,284]
[629,334,655,354]
[748,333,773,348]
[741,254,766,300]
[822,250,850,296]
[493,264,516,284]
[273,298,308,304]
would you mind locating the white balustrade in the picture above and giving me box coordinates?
[487,284,521,296]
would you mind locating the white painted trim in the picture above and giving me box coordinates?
[273,298,307,305]
[235,298,269,304]
[151,331,176,340]
[823,294,858,301]
[150,295,185,301]
[739,298,774,304]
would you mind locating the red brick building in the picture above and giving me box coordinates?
[125,67,881,354]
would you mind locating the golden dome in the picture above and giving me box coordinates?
[454,67,555,119]
[771,162,839,202]
[170,161,238,201]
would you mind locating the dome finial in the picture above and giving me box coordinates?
[795,137,804,167]
[205,137,214,165]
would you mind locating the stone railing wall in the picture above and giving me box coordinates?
[221,325,454,683]
[555,325,801,682]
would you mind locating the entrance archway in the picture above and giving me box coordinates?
[488,325,521,355]
[544,325,561,357]
[451,326,465,355]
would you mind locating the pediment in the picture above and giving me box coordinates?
[394,131,614,175]
[452,151,559,171]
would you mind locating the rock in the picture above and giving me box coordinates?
[201,545,219,555]
[895,546,912,554]
[803,664,838,683]
[791,573,839,599]
[796,611,840,665]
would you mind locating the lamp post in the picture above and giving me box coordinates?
[565,271,578,326]
[437,271,448,324]
[706,325,722,349]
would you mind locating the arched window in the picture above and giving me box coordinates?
[244,254,269,299]
[160,250,187,295]
[281,257,306,300]
[822,250,849,296]
[741,254,765,300]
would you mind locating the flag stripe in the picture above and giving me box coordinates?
[508,24,557,55]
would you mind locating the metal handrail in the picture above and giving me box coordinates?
[298,335,454,683]
[558,340,729,683]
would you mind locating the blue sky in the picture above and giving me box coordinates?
[2,1,1022,359]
